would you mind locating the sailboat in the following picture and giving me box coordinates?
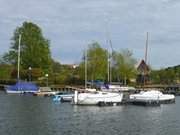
[129,32,175,104]
[73,49,123,105]
[6,34,39,94]
[100,28,135,92]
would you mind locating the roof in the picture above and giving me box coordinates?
[137,59,150,73]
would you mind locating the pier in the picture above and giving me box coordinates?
[1,84,180,93]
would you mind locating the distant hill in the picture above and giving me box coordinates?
[166,65,180,71]
[151,65,180,84]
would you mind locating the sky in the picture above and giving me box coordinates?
[0,0,180,69]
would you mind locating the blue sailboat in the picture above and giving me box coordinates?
[6,34,39,94]
[6,82,39,94]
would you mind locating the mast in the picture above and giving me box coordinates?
[105,23,113,84]
[85,48,87,89]
[17,34,21,82]
[109,39,113,83]
[145,32,148,63]
[107,49,110,83]
[143,32,149,88]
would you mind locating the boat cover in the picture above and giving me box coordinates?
[7,82,39,91]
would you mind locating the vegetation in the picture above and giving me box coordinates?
[1,21,179,86]
[3,22,52,74]
[150,65,180,84]
[112,49,137,84]
[78,42,108,82]
[78,42,137,85]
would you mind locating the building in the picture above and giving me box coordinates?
[136,60,150,85]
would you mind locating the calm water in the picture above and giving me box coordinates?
[0,91,180,135]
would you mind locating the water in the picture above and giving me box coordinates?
[0,92,180,135]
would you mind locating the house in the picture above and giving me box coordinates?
[136,60,150,84]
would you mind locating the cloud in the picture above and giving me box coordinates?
[0,0,180,69]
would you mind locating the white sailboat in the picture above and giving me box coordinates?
[73,49,123,105]
[101,28,135,92]
[130,90,175,103]
[129,32,175,104]
[74,91,123,105]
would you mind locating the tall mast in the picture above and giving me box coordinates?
[105,22,113,84]
[17,34,21,82]
[107,49,110,83]
[109,39,113,83]
[143,32,149,87]
[85,48,87,89]
[145,32,148,63]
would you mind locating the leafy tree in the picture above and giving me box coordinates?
[0,64,13,79]
[112,49,137,84]
[150,66,179,84]
[79,42,108,82]
[3,21,52,73]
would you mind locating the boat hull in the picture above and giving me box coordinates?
[75,91,123,105]
[6,90,39,94]
[130,90,175,105]
[53,94,74,102]
[34,91,57,96]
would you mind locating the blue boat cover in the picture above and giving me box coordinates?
[87,80,104,87]
[7,82,39,91]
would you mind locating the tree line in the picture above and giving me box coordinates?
[0,21,179,86]
[150,65,180,84]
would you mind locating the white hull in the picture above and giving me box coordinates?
[34,91,57,96]
[101,85,135,92]
[130,90,175,102]
[59,94,74,102]
[6,90,38,94]
[74,91,123,105]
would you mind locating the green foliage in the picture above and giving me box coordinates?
[112,49,137,83]
[150,65,180,84]
[78,42,137,85]
[0,64,13,79]
[79,42,108,81]
[3,21,52,72]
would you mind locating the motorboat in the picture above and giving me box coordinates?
[130,90,175,104]
[33,87,57,96]
[53,93,74,102]
[74,91,123,105]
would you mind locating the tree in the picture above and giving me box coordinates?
[79,42,108,81]
[112,49,137,84]
[0,64,13,80]
[3,21,52,73]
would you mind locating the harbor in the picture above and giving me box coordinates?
[0,83,178,106]
[1,0,180,134]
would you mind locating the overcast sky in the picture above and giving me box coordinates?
[0,0,180,69]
